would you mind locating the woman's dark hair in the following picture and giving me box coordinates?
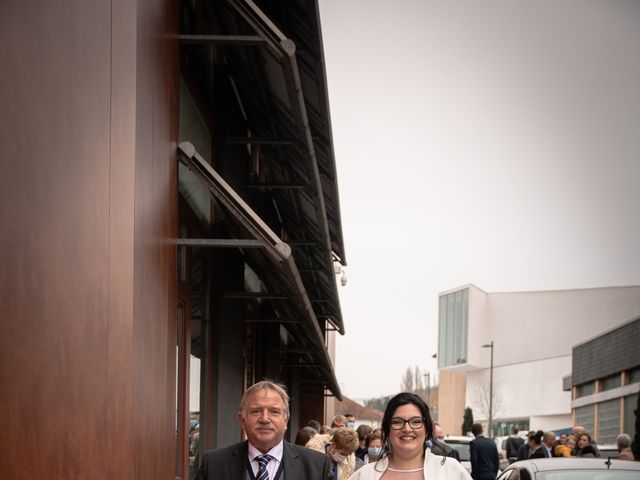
[578,433,592,444]
[529,430,544,446]
[381,392,434,451]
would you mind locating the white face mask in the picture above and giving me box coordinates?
[331,452,348,464]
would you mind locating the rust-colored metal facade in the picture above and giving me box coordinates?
[0,0,344,479]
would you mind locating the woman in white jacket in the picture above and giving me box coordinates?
[348,393,471,480]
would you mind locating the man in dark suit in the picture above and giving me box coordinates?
[196,380,333,480]
[469,423,499,480]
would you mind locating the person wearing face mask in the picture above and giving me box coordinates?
[355,425,373,461]
[364,430,383,463]
[328,427,364,479]
[346,414,357,429]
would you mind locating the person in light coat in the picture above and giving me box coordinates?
[347,392,471,480]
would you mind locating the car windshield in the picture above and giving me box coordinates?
[444,442,470,461]
[538,471,640,480]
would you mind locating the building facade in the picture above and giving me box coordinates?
[437,284,640,437]
[570,317,640,444]
[0,1,346,479]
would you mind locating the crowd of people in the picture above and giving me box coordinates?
[193,379,635,480]
[502,425,635,462]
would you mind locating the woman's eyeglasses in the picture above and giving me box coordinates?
[390,416,425,430]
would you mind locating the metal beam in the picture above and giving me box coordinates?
[221,291,291,300]
[245,183,305,189]
[242,318,302,324]
[177,238,265,248]
[280,364,321,368]
[179,34,266,46]
[226,136,294,146]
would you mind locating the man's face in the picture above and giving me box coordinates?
[573,426,585,441]
[544,432,556,447]
[238,388,289,453]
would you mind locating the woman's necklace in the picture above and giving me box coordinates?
[386,466,424,473]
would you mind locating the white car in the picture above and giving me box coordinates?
[497,457,640,480]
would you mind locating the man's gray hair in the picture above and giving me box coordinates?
[617,433,631,449]
[238,380,290,418]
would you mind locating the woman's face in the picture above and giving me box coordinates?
[388,403,426,460]
[578,434,589,449]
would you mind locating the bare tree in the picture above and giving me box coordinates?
[400,366,429,401]
[472,380,503,423]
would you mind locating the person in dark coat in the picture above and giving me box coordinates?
[469,423,499,480]
[196,380,333,480]
[504,427,524,463]
[528,431,548,459]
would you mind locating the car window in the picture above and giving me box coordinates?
[497,469,520,480]
[443,441,470,461]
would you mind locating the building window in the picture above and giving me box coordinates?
[629,367,640,384]
[601,374,621,392]
[576,381,595,398]
[438,289,469,368]
[597,398,621,444]
[575,404,595,435]
[624,393,638,436]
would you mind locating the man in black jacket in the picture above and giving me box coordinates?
[505,427,524,464]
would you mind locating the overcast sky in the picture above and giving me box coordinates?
[318,0,640,400]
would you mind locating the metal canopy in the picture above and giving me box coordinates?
[179,0,345,335]
[178,141,342,399]
[218,0,345,334]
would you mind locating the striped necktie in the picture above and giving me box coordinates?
[256,454,273,480]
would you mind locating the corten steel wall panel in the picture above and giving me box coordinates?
[132,0,180,478]
[573,318,640,386]
[0,1,112,479]
[0,1,179,479]
[107,0,137,478]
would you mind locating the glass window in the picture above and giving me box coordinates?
[629,367,640,384]
[576,381,595,398]
[601,374,621,392]
[575,404,595,435]
[597,398,621,444]
[438,289,468,368]
[624,393,638,436]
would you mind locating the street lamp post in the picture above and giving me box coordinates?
[482,341,494,438]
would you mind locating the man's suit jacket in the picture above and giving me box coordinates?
[469,435,499,480]
[196,440,333,480]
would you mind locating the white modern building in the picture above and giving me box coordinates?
[436,284,640,437]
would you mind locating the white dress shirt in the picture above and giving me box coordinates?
[248,440,284,479]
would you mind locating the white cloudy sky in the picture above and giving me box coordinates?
[318,0,640,400]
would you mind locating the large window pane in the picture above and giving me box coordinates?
[575,404,595,435]
[576,381,595,398]
[602,374,621,392]
[624,393,638,436]
[438,289,469,368]
[598,399,621,444]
